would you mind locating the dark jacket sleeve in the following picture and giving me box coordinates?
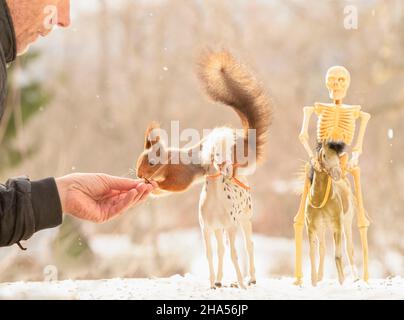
[0,177,63,247]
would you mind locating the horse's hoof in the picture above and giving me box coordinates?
[231,282,246,289]
[210,286,217,290]
[248,280,256,286]
[293,278,303,286]
[214,282,222,288]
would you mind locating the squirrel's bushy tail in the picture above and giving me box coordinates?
[197,49,272,163]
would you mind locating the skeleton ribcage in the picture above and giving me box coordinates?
[315,104,361,146]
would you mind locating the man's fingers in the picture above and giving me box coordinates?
[132,183,149,203]
[102,174,146,191]
[104,182,156,218]
[108,188,139,217]
[101,189,123,200]
[139,184,154,202]
[149,181,158,188]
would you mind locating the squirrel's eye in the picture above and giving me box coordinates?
[149,159,157,167]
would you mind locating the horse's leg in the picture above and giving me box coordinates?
[344,212,359,280]
[308,228,318,286]
[228,228,246,289]
[202,228,216,289]
[293,163,311,285]
[241,219,256,285]
[317,226,326,282]
[214,229,225,287]
[333,228,345,285]
[350,166,370,282]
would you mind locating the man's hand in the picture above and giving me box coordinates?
[55,173,156,223]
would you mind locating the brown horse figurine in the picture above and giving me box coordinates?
[305,141,358,286]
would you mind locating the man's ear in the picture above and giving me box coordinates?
[144,121,161,149]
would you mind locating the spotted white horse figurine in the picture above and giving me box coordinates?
[199,128,255,289]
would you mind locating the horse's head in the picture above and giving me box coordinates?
[201,128,235,178]
[317,141,345,181]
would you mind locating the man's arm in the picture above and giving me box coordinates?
[0,177,62,247]
[0,174,155,248]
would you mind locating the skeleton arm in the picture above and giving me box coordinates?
[351,111,371,166]
[299,106,315,158]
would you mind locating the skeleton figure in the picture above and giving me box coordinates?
[293,66,371,285]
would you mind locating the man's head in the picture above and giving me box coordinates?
[6,0,70,55]
[325,66,351,102]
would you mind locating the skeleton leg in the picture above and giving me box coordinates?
[293,163,311,285]
[203,228,216,289]
[241,219,256,285]
[350,166,370,282]
[308,229,318,287]
[317,227,326,282]
[333,229,345,285]
[214,230,225,287]
[228,228,246,289]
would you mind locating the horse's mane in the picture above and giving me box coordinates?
[316,141,346,155]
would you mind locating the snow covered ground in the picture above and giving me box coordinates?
[1,229,403,299]
[1,275,404,300]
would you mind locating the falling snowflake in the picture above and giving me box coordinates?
[163,67,168,71]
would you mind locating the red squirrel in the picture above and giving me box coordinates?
[136,50,272,195]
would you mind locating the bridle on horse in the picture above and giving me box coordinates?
[206,163,251,191]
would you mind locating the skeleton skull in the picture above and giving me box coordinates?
[325,66,351,101]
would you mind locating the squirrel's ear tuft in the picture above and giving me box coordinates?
[144,121,161,149]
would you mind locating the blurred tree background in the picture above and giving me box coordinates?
[1,0,404,281]
[0,51,51,171]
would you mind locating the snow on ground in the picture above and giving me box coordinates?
[1,275,404,300]
[1,229,403,299]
